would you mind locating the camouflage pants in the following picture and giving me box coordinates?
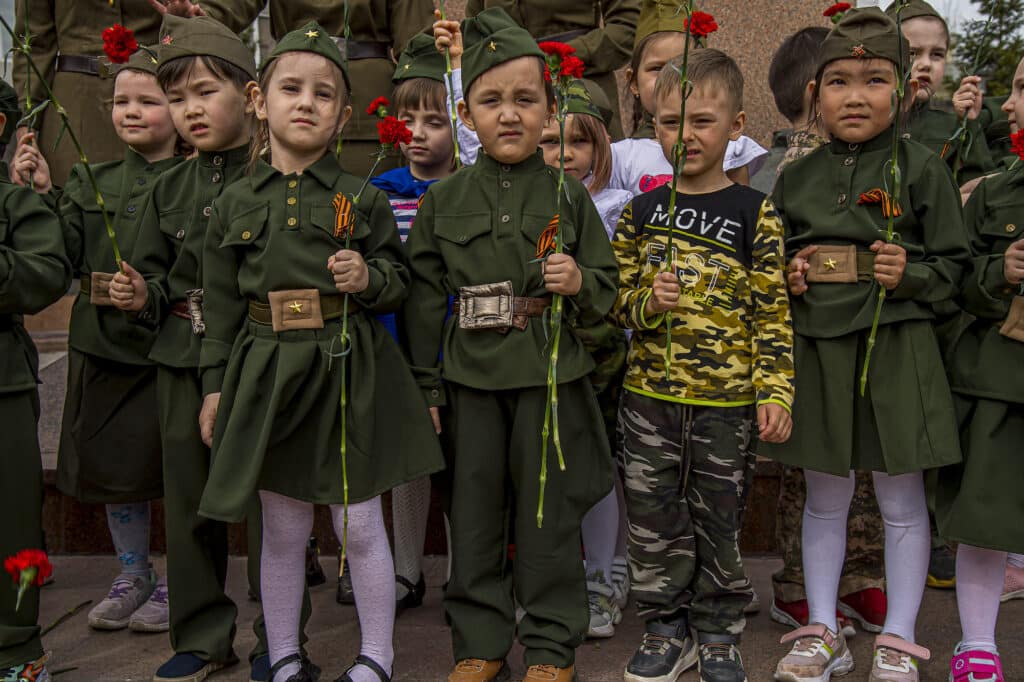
[772,466,885,603]
[619,390,755,634]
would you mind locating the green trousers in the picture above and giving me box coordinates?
[444,380,613,668]
[0,390,44,669]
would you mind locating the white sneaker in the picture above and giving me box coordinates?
[586,573,621,639]
[87,573,155,630]
[612,555,630,610]
[129,575,169,633]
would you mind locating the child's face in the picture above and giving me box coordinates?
[112,70,177,157]
[653,84,743,184]
[539,114,596,182]
[397,105,453,174]
[817,58,905,145]
[902,16,947,103]
[629,32,687,117]
[165,59,254,152]
[460,57,552,165]
[254,52,351,160]
[1002,57,1024,133]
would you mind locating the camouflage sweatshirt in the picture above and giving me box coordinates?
[610,183,795,409]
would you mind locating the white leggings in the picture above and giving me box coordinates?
[803,470,929,642]
[956,544,1007,652]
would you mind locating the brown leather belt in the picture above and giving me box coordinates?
[538,29,589,44]
[247,295,359,326]
[452,295,551,332]
[332,38,391,61]
[169,301,191,320]
[55,54,118,78]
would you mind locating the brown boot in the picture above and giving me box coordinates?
[522,664,576,682]
[448,659,510,682]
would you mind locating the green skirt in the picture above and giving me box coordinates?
[759,320,961,476]
[199,313,445,522]
[56,349,163,503]
[937,395,1024,552]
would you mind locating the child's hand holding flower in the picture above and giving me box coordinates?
[871,240,908,290]
[786,245,818,296]
[542,253,583,296]
[329,250,370,293]
[432,11,464,69]
[1004,240,1024,285]
[11,133,52,192]
[645,272,680,316]
[109,262,148,311]
[953,75,984,121]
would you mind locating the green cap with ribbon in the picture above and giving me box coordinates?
[461,8,545,95]
[885,0,948,31]
[158,14,256,80]
[262,21,351,89]
[635,0,685,48]
[817,7,910,73]
[0,78,20,145]
[565,79,608,125]
[394,33,446,83]
[120,45,161,77]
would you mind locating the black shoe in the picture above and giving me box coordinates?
[334,655,391,682]
[336,555,355,604]
[697,633,746,682]
[395,573,426,615]
[927,544,956,589]
[269,653,319,682]
[624,616,697,682]
[305,537,326,588]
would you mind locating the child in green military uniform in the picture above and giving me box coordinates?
[108,15,299,682]
[0,77,72,682]
[403,10,618,682]
[934,54,1024,682]
[766,9,970,682]
[12,45,182,636]
[197,23,443,682]
[611,49,794,682]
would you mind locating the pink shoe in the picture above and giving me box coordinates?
[949,647,1004,681]
[869,634,930,681]
[999,564,1024,603]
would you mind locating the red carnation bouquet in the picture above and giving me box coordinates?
[102,24,139,64]
[685,11,719,39]
[5,549,52,610]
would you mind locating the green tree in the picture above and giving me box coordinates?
[953,0,1024,96]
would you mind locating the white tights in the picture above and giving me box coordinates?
[956,544,1007,653]
[260,491,395,682]
[802,470,929,642]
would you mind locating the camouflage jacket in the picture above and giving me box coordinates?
[610,183,795,409]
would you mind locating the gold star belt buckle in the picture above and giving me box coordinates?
[268,289,325,332]
[805,244,859,284]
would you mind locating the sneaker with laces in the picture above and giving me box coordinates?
[624,616,697,682]
[523,664,576,681]
[869,634,929,682]
[999,563,1024,603]
[88,572,155,630]
[774,623,854,681]
[1,654,49,682]
[447,659,509,682]
[612,555,630,610]
[927,545,956,589]
[586,572,621,639]
[129,575,169,632]
[697,633,746,682]
[769,598,857,639]
[839,587,887,633]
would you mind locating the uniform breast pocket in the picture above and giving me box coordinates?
[979,204,1022,251]
[310,202,372,248]
[220,204,269,250]
[158,208,191,245]
[434,212,492,256]
[521,211,578,257]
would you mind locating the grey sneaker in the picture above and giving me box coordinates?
[586,572,622,639]
[88,573,155,630]
[129,575,169,633]
[612,556,630,610]
[698,633,746,682]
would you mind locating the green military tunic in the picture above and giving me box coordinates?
[906,102,994,184]
[465,0,638,140]
[979,96,1011,166]
[55,151,180,504]
[200,0,434,176]
[0,166,71,668]
[937,167,1024,552]
[758,132,970,476]
[197,153,443,521]
[13,1,162,185]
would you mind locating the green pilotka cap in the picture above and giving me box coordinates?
[0,78,20,145]
[885,0,948,31]
[461,8,545,95]
[817,7,910,73]
[565,79,606,125]
[158,14,256,80]
[262,21,351,90]
[119,45,161,77]
[394,33,446,83]
[635,0,686,48]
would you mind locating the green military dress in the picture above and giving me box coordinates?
[907,102,994,184]
[56,151,180,503]
[759,132,970,476]
[0,165,72,669]
[197,153,444,521]
[937,166,1024,552]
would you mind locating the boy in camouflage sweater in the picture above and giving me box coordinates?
[610,49,794,682]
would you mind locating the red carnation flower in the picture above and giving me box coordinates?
[102,24,139,64]
[559,55,585,79]
[1012,129,1024,161]
[543,64,552,83]
[684,11,718,39]
[823,2,852,18]
[366,96,390,118]
[377,115,412,148]
[4,549,52,611]
[538,42,576,60]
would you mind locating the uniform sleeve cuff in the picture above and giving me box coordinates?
[202,367,226,397]
[756,396,793,413]
[889,262,930,300]
[354,267,387,307]
[636,289,664,329]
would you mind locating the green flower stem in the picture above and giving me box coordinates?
[21,0,33,191]
[1,17,124,272]
[437,0,462,169]
[949,15,992,183]
[336,0,352,160]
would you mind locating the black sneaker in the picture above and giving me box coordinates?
[697,633,746,682]
[396,573,426,616]
[624,616,697,682]
[927,544,956,589]
[337,555,355,604]
[306,537,326,588]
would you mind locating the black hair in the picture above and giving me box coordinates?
[768,27,830,122]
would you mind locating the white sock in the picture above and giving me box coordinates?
[332,497,395,682]
[582,488,618,584]
[391,476,430,599]
[1008,553,1024,569]
[956,543,1006,653]
[259,491,312,682]
[106,502,152,579]
[803,470,855,633]
[872,471,930,643]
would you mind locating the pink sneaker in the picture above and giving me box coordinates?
[999,564,1024,603]
[949,647,1003,682]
